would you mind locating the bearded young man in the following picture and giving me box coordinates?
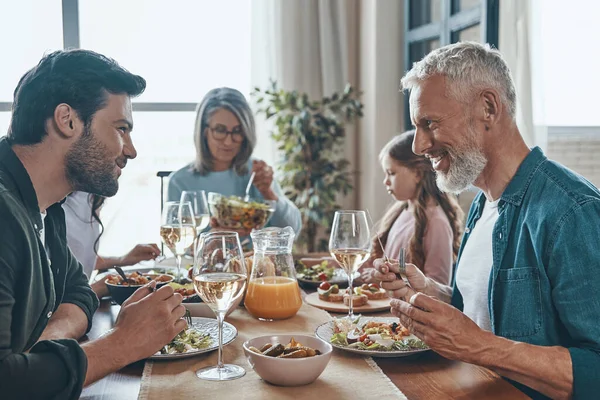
[375,42,600,400]
[0,50,186,399]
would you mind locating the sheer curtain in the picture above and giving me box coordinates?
[251,0,359,201]
[251,0,404,220]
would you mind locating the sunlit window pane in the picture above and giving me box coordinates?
[0,112,11,138]
[98,112,197,255]
[79,0,252,103]
[0,0,63,101]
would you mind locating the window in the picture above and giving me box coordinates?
[537,0,600,127]
[0,0,63,102]
[0,0,252,257]
[403,0,499,129]
[79,0,251,103]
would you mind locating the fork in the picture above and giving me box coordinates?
[393,247,412,290]
[184,308,193,326]
[243,171,256,202]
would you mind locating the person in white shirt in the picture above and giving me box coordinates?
[63,191,160,295]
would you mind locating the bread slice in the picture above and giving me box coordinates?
[363,288,387,300]
[343,293,368,307]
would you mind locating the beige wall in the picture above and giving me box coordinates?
[546,129,600,189]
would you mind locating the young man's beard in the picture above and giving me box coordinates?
[435,125,487,194]
[65,126,120,197]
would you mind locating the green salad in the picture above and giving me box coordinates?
[330,317,428,352]
[295,260,336,282]
[160,328,212,355]
[209,194,274,230]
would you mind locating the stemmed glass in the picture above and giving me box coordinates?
[193,231,247,381]
[160,201,196,282]
[180,190,210,233]
[329,210,371,319]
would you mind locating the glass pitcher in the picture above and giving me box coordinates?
[244,226,302,320]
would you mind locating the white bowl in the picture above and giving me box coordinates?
[243,334,332,386]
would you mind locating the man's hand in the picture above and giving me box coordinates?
[373,259,427,300]
[252,160,278,201]
[391,293,493,363]
[82,281,187,386]
[113,282,187,360]
[373,258,452,303]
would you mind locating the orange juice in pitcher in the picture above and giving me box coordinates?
[244,227,302,320]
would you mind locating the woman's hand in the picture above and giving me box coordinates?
[252,160,278,201]
[119,243,161,266]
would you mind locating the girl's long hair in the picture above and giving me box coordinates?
[90,194,105,254]
[373,130,464,269]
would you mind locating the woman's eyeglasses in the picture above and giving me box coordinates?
[209,125,244,143]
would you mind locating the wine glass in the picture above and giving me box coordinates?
[160,201,196,282]
[180,190,210,233]
[193,231,247,381]
[329,210,371,319]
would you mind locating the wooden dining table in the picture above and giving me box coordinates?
[80,297,530,400]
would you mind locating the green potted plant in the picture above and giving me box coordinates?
[252,82,364,253]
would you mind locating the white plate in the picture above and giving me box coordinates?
[314,316,430,358]
[297,270,360,287]
[151,317,237,360]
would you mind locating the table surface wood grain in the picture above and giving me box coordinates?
[80,299,529,400]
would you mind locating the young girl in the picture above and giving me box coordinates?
[362,130,463,285]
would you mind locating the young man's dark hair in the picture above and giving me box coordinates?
[8,49,146,145]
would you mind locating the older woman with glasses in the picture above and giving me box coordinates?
[168,87,302,238]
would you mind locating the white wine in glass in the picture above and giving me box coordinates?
[181,190,210,232]
[160,201,196,282]
[160,225,196,255]
[193,231,247,381]
[329,210,371,319]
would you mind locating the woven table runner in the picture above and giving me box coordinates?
[138,303,407,399]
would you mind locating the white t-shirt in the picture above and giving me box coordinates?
[455,199,500,331]
[39,211,46,247]
[62,192,101,277]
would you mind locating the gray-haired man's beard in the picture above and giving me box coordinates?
[435,142,487,194]
[65,129,120,197]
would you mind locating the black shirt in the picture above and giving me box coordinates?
[0,137,99,399]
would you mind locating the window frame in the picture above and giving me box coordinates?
[403,0,499,130]
[0,0,198,114]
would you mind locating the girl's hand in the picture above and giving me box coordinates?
[359,267,378,284]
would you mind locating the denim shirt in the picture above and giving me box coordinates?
[451,147,600,400]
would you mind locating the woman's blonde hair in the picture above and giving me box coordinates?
[192,87,256,175]
[373,130,464,269]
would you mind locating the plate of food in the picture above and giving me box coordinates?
[295,259,359,287]
[151,317,238,360]
[315,316,429,358]
[304,283,391,313]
